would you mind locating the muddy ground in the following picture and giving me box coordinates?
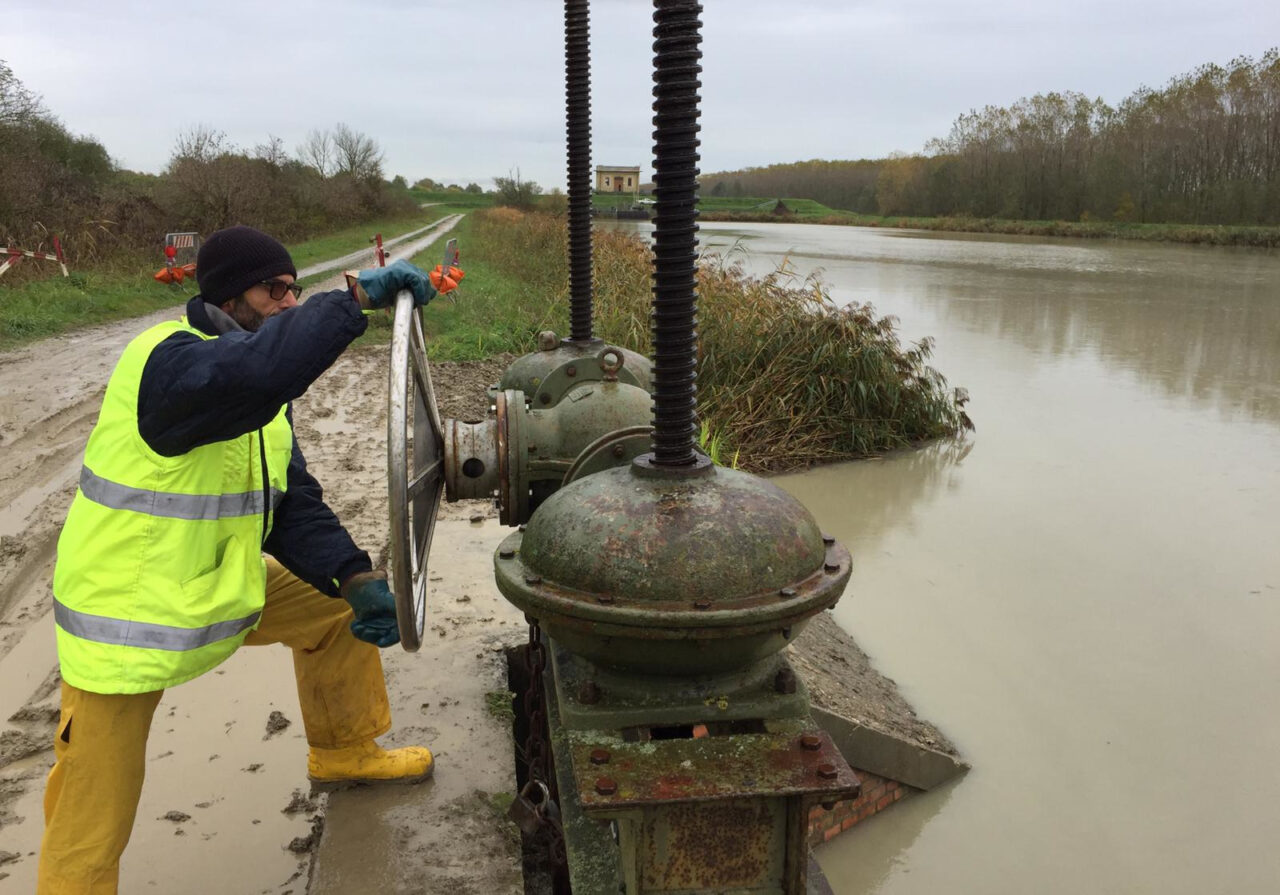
[0,240,953,891]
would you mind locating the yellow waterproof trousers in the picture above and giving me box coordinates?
[37,558,392,895]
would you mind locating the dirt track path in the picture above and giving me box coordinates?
[0,217,494,892]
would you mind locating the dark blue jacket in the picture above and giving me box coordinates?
[137,293,373,597]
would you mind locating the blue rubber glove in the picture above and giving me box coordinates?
[356,259,437,309]
[339,571,401,648]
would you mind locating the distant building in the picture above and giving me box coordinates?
[595,165,641,193]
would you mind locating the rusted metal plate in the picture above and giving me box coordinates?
[569,726,860,810]
[640,798,785,891]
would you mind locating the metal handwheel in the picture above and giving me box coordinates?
[387,288,445,651]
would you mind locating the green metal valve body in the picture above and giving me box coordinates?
[447,344,655,525]
[494,331,652,400]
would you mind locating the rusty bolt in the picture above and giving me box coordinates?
[612,444,626,458]
[817,763,838,780]
[589,748,611,765]
[799,734,822,751]
[499,549,515,559]
[774,667,797,694]
[693,599,712,611]
[822,534,836,546]
[539,393,551,405]
[597,594,615,605]
[566,365,577,377]
[595,777,618,796]
[524,575,542,586]
[779,587,797,599]
[824,562,840,573]
[578,680,601,705]
[538,330,558,351]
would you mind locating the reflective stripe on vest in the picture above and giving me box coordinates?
[53,597,261,651]
[79,465,285,520]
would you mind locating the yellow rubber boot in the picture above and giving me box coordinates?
[307,740,434,790]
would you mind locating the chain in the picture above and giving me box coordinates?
[521,618,569,874]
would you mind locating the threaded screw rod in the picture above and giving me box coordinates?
[649,0,702,466]
[566,0,594,342]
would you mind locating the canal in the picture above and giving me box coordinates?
[609,220,1280,893]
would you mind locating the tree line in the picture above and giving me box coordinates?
[702,50,1280,226]
[0,59,415,266]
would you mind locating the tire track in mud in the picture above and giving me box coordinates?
[0,393,102,534]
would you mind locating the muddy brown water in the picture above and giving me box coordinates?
[658,221,1278,894]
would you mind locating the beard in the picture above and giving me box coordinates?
[224,296,268,332]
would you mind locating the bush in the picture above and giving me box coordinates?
[469,209,970,471]
[493,173,542,211]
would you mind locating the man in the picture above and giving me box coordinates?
[39,225,443,894]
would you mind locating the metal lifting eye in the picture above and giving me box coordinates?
[598,348,624,377]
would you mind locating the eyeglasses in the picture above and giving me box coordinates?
[258,279,303,301]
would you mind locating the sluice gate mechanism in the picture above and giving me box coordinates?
[384,1,861,891]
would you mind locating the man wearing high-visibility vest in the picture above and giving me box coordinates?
[38,225,448,894]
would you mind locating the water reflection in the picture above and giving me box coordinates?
[700,223,1280,428]
[929,259,1280,426]
[774,439,973,558]
[606,220,1280,429]
[814,780,959,892]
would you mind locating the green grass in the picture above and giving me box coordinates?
[407,189,495,209]
[288,209,454,271]
[0,271,184,350]
[346,210,530,355]
[697,195,847,217]
[0,211,456,351]
[355,211,569,360]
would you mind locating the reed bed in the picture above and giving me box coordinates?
[471,208,971,473]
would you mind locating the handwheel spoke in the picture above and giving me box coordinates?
[408,460,442,500]
[416,517,435,561]
[409,349,434,414]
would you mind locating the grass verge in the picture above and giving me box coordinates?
[0,212,446,351]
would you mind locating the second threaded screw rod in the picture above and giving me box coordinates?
[649,0,703,467]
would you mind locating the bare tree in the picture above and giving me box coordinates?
[0,58,45,126]
[297,127,333,177]
[253,134,288,167]
[331,122,384,182]
[171,124,227,165]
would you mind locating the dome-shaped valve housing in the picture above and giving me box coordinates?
[494,456,851,676]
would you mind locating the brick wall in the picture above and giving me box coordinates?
[806,769,914,847]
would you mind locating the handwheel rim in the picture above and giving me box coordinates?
[388,290,444,651]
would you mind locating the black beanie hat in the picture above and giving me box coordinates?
[196,225,297,305]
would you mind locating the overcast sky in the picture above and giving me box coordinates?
[6,1,1276,189]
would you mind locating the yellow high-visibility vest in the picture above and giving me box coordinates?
[52,318,293,694]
